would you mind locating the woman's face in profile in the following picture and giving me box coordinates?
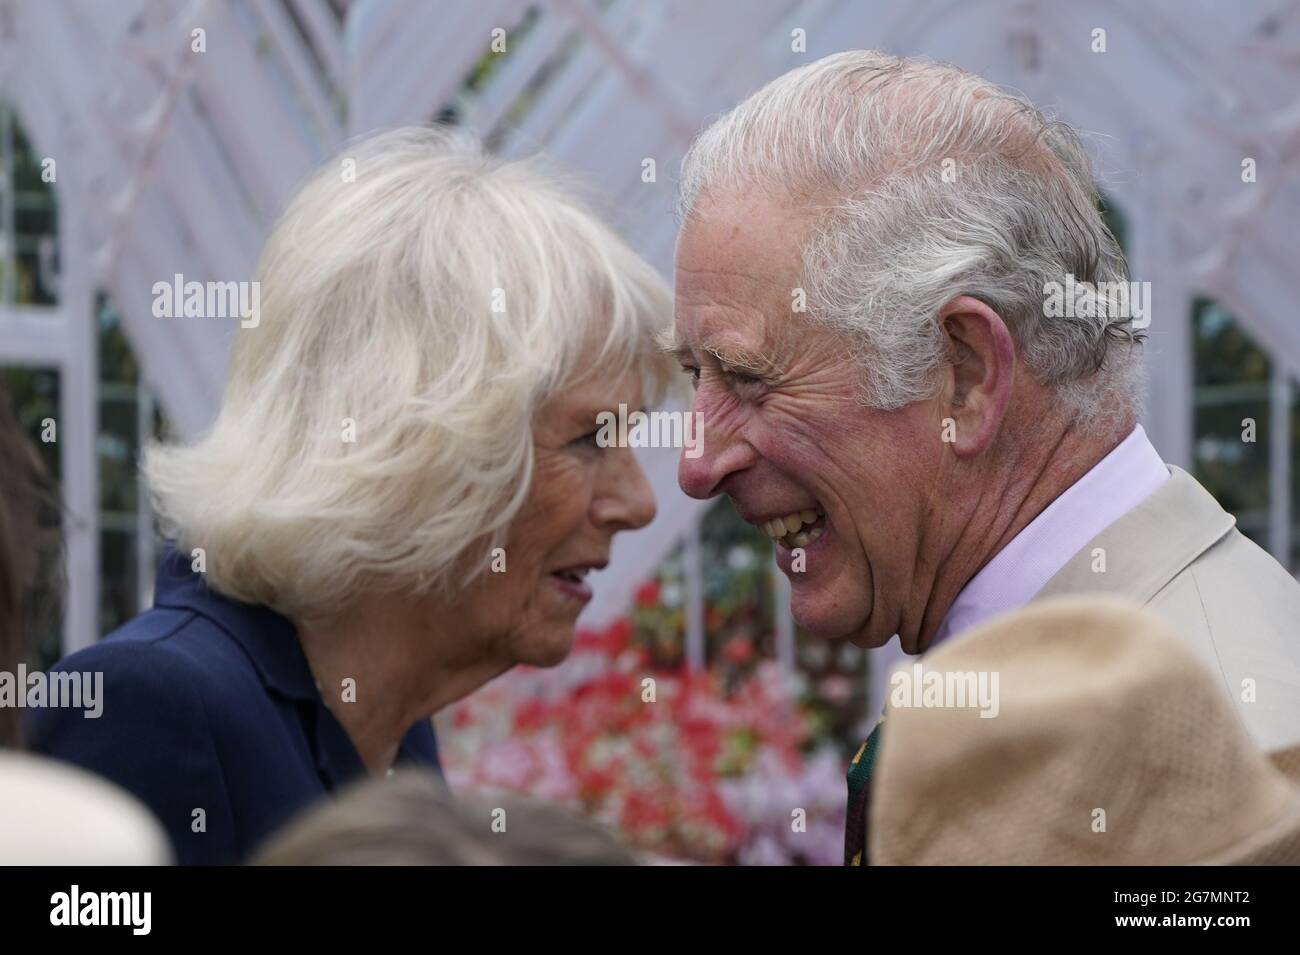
[459,361,658,667]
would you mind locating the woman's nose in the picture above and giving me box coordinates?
[594,448,657,532]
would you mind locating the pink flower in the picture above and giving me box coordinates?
[437,600,845,864]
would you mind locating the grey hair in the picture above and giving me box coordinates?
[145,126,673,618]
[252,770,637,865]
[679,51,1144,432]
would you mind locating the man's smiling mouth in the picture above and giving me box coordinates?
[757,508,825,548]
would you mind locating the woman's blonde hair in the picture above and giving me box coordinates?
[144,127,672,617]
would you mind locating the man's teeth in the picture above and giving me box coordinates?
[760,510,824,546]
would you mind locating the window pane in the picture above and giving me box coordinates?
[1192,298,1272,550]
[96,295,145,634]
[98,527,137,637]
[0,365,63,670]
[0,101,59,306]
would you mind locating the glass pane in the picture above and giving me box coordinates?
[0,101,59,306]
[97,294,143,634]
[98,527,137,637]
[1291,387,1300,574]
[1098,190,1128,258]
[0,366,63,670]
[1192,298,1272,550]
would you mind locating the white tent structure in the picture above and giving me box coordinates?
[3,0,1299,711]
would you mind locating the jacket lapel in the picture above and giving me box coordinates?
[1034,466,1236,605]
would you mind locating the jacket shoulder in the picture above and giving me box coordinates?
[35,609,219,723]
[24,610,245,863]
[1150,529,1300,750]
[1161,527,1300,640]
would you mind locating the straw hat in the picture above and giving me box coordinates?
[869,596,1300,865]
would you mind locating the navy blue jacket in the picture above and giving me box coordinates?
[25,548,440,864]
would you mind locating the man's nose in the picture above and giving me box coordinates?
[677,408,754,500]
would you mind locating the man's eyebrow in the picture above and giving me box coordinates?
[704,340,780,377]
[658,328,785,377]
[687,343,782,377]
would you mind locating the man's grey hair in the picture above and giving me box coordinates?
[678,50,1143,432]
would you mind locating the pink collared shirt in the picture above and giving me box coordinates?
[931,425,1171,647]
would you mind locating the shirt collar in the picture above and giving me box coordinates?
[931,425,1171,648]
[1035,466,1236,606]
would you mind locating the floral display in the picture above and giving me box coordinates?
[440,616,848,865]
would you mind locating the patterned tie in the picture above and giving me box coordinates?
[844,718,885,866]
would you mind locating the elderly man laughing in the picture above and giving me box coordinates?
[668,51,1300,862]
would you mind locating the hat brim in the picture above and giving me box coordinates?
[1201,746,1300,865]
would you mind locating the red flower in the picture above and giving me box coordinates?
[604,617,632,654]
[512,698,550,732]
[621,789,674,832]
[634,579,661,608]
[574,618,633,655]
[722,636,755,665]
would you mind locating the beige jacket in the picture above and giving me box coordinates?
[1036,466,1300,751]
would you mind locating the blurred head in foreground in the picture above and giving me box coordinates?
[869,596,1300,865]
[254,770,637,866]
[0,751,172,864]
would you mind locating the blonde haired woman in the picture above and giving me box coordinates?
[28,127,671,864]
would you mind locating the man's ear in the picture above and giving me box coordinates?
[937,295,1016,458]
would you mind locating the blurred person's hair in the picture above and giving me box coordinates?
[143,126,675,621]
[252,769,638,866]
[0,385,63,748]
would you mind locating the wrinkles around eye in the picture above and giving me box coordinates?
[720,368,768,400]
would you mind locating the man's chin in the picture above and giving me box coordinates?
[897,629,932,655]
[846,629,891,650]
[843,626,896,650]
[791,600,886,649]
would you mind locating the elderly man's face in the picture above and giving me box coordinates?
[673,194,945,650]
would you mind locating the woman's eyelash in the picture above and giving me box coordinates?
[572,428,603,448]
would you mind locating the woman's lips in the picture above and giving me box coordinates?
[548,571,593,603]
